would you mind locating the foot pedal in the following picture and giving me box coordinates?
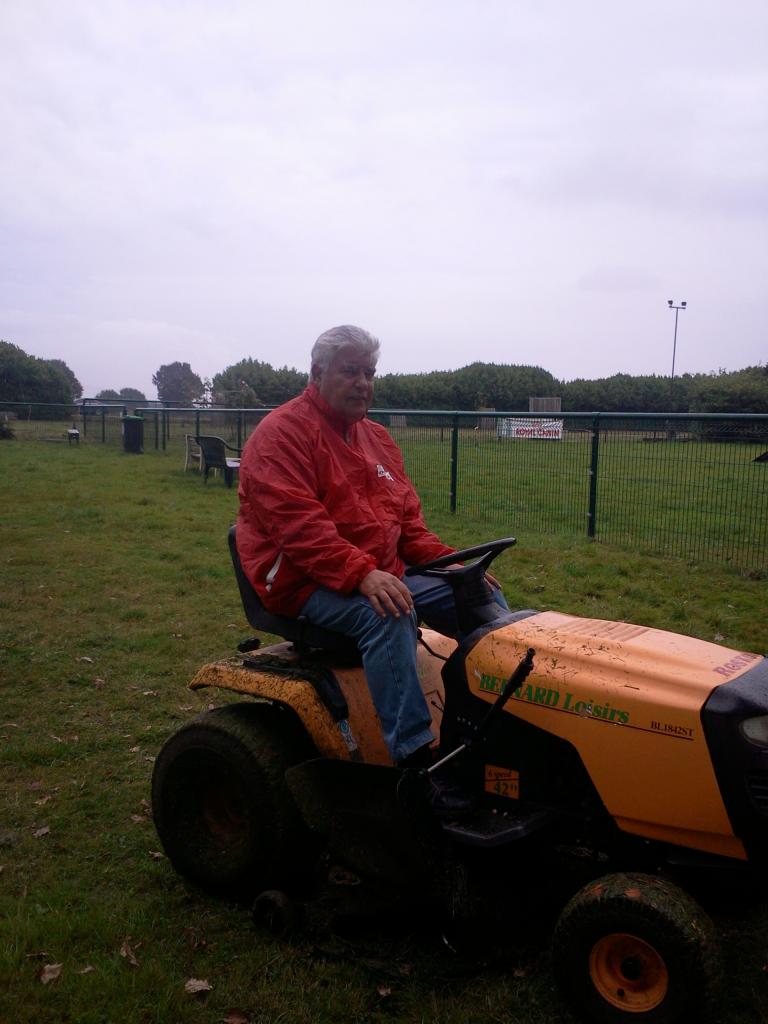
[442,806,554,847]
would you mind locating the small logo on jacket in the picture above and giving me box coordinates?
[377,464,394,481]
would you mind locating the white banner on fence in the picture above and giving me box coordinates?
[497,417,564,440]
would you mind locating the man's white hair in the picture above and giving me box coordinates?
[310,325,381,373]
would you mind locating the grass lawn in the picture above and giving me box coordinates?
[1,441,767,1024]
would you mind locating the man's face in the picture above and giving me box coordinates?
[314,345,376,424]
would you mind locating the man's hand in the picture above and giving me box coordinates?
[359,570,414,619]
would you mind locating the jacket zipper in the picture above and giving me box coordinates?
[265,552,283,591]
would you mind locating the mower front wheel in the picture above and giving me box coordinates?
[151,703,315,899]
[552,872,719,1024]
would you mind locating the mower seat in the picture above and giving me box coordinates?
[228,526,361,660]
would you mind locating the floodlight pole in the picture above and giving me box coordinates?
[667,299,687,407]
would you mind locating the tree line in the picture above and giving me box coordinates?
[207,356,768,414]
[0,341,83,405]
[2,340,766,414]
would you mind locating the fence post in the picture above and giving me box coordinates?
[237,409,243,450]
[101,410,106,443]
[154,412,159,450]
[162,409,167,451]
[449,414,459,513]
[587,415,600,538]
[195,410,200,438]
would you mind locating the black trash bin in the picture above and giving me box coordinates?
[122,415,144,454]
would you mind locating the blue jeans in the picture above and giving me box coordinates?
[300,575,508,762]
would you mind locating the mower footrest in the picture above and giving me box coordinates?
[442,806,555,848]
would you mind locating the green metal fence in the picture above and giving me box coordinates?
[379,410,767,572]
[0,403,265,449]
[3,401,766,571]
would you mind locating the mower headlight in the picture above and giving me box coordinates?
[740,715,768,747]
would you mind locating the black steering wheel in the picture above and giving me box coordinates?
[405,537,516,634]
[405,537,516,577]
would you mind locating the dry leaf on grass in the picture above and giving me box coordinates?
[223,1011,251,1024]
[78,656,94,663]
[39,963,63,984]
[148,850,165,860]
[120,940,140,968]
[33,826,51,839]
[78,965,96,975]
[184,927,208,950]
[184,977,213,994]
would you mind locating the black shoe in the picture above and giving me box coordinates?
[425,773,475,817]
[396,757,475,818]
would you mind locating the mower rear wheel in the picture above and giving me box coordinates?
[552,872,719,1024]
[151,703,315,899]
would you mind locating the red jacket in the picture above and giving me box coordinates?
[236,385,454,616]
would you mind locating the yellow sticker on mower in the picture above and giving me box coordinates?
[485,765,519,800]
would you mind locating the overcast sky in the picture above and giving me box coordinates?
[1,1,766,400]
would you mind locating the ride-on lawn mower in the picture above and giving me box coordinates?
[152,528,767,1023]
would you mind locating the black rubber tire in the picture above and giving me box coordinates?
[151,703,314,899]
[552,872,720,1024]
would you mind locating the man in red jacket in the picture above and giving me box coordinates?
[237,325,506,779]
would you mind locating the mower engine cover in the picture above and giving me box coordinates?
[461,609,766,862]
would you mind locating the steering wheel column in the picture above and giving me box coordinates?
[406,538,516,636]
